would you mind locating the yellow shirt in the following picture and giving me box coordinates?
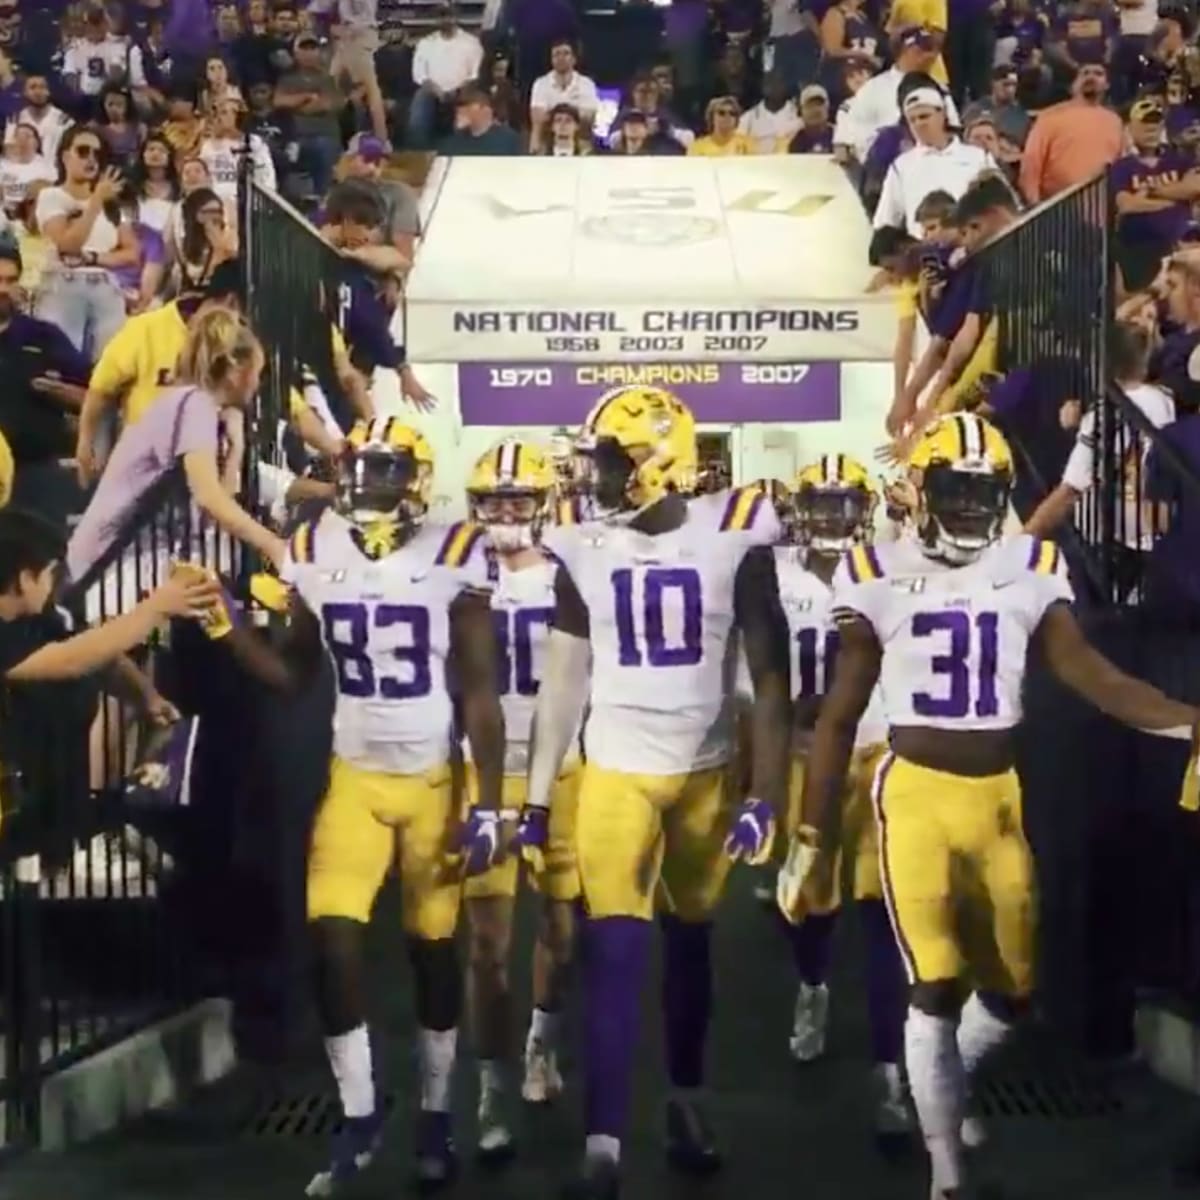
[894,279,920,320]
[889,0,949,84]
[688,133,756,157]
[90,302,327,424]
[16,231,50,305]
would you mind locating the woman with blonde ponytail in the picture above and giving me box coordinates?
[67,307,287,609]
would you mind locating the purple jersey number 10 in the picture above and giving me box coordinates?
[911,609,999,719]
[612,566,703,668]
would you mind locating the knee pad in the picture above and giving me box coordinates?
[310,916,368,1035]
[407,935,461,1032]
[910,978,962,1019]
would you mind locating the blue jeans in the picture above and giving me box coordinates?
[406,87,442,150]
[36,269,127,363]
[296,135,342,197]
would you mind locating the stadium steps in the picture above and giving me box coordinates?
[379,0,489,39]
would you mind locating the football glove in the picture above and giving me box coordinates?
[776,825,820,925]
[512,806,550,875]
[724,796,776,865]
[458,807,504,877]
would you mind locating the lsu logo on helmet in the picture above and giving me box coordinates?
[337,417,434,556]
[466,438,555,553]
[575,385,697,515]
[907,412,1013,563]
[792,454,876,553]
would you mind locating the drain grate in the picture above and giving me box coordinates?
[239,1093,397,1139]
[976,1074,1124,1120]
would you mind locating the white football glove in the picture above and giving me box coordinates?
[776,826,820,925]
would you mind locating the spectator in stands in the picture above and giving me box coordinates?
[478,47,523,134]
[820,0,884,101]
[440,84,520,156]
[1112,98,1200,295]
[275,34,344,198]
[963,65,1031,142]
[873,86,995,238]
[787,85,836,152]
[62,6,147,118]
[13,183,51,306]
[197,53,243,120]
[1,126,56,223]
[1149,250,1200,403]
[507,0,579,99]
[4,76,73,167]
[96,85,145,168]
[175,187,237,292]
[0,245,90,526]
[612,73,692,151]
[1019,62,1123,203]
[765,0,819,94]
[690,96,755,155]
[842,29,958,162]
[35,126,136,362]
[312,0,389,145]
[69,306,288,586]
[199,97,277,205]
[407,3,484,151]
[160,87,206,165]
[738,70,801,152]
[529,38,599,151]
[130,133,179,237]
[832,55,874,164]
[339,136,419,259]
[1027,323,1173,568]
[533,104,592,156]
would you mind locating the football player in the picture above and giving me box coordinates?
[519,386,792,1200]
[787,412,1200,1200]
[773,456,910,1145]
[459,438,583,1160]
[216,418,505,1196]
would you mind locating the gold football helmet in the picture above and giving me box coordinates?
[575,385,697,516]
[792,454,876,553]
[907,412,1013,563]
[466,438,555,552]
[338,418,434,554]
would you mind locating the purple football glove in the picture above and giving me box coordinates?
[724,796,776,866]
[458,807,504,877]
[512,806,550,874]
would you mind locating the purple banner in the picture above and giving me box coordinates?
[457,362,841,426]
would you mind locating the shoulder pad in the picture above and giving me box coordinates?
[717,486,767,532]
[433,520,485,567]
[1023,536,1063,578]
[842,543,886,584]
[287,513,323,566]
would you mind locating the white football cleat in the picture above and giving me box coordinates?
[872,1062,914,1138]
[521,1039,564,1105]
[960,1113,988,1149]
[477,1080,515,1163]
[789,982,829,1062]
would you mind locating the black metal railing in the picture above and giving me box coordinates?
[0,472,245,1151]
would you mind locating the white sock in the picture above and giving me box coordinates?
[528,1006,561,1050]
[905,1007,965,1195]
[417,1027,457,1113]
[585,1133,621,1164]
[479,1058,507,1095]
[957,991,1013,1082]
[325,1025,375,1119]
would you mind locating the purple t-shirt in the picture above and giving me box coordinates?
[1111,150,1195,245]
[111,222,166,293]
[1050,6,1115,62]
[926,256,980,341]
[1000,9,1046,62]
[789,124,835,153]
[67,385,220,583]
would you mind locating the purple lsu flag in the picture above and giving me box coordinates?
[457,362,841,426]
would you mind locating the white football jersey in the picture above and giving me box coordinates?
[464,553,580,776]
[833,534,1073,733]
[546,488,777,775]
[282,512,490,774]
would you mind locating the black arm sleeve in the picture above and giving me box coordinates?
[553,564,590,639]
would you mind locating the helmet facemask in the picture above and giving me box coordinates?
[336,446,427,555]
[794,485,872,554]
[918,463,1010,564]
[471,489,547,553]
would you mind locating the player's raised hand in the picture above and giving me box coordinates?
[724,796,776,865]
[512,806,550,875]
[458,806,504,876]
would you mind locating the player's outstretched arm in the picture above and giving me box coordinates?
[219,594,324,694]
[526,567,591,813]
[450,588,506,814]
[734,546,792,817]
[1037,603,1199,733]
[801,613,882,834]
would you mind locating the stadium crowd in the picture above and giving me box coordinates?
[2,4,1200,1200]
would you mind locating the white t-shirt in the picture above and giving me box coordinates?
[198,134,276,203]
[874,138,996,237]
[738,100,801,153]
[137,195,175,234]
[530,70,600,120]
[769,0,809,37]
[1061,382,1174,550]
[63,36,146,96]
[0,157,56,214]
[410,28,484,94]
[35,186,120,265]
[844,66,962,159]
[4,106,74,163]
[1119,0,1158,36]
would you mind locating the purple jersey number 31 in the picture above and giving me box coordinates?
[612,566,703,667]
[911,609,999,719]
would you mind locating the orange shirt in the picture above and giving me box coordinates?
[1018,101,1124,204]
